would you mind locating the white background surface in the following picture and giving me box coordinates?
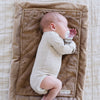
[0,0,100,100]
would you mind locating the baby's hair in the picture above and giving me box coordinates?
[40,12,66,32]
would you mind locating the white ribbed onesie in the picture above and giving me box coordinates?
[30,31,76,95]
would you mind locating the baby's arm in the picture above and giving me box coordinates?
[47,32,76,55]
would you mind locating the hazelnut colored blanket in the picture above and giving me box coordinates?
[8,2,88,100]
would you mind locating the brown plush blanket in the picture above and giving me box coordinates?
[8,2,88,100]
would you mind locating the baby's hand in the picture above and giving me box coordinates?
[64,28,77,43]
[69,28,77,38]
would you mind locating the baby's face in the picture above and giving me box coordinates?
[55,18,69,39]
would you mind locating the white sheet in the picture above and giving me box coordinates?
[0,0,100,100]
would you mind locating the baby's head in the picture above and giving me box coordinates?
[40,12,69,39]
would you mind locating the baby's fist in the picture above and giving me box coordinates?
[69,28,77,38]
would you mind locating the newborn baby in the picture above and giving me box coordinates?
[30,12,76,100]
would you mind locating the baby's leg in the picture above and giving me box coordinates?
[40,76,62,100]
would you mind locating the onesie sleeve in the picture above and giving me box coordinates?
[47,31,76,55]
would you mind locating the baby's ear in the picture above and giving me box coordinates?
[50,23,56,31]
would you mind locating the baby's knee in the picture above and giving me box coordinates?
[56,79,62,90]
